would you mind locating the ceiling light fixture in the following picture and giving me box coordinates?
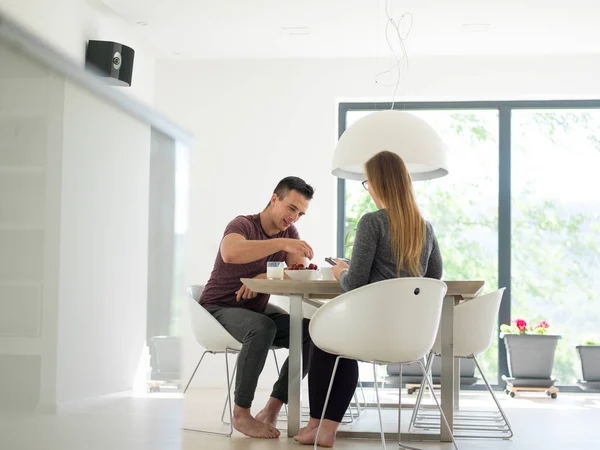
[331,1,449,182]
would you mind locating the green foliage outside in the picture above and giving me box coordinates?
[345,109,600,385]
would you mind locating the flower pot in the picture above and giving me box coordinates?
[503,334,561,380]
[576,345,600,382]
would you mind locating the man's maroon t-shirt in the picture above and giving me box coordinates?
[199,213,299,312]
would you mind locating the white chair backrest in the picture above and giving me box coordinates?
[432,288,505,357]
[309,278,447,364]
[186,285,242,352]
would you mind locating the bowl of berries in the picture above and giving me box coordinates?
[285,263,320,281]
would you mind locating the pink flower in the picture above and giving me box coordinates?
[536,320,549,329]
[514,319,527,332]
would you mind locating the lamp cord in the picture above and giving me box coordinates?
[374,0,413,110]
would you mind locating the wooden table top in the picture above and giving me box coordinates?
[240,278,485,300]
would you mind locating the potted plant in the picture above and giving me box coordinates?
[500,319,561,384]
[576,338,600,390]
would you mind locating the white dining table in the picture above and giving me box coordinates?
[240,278,484,442]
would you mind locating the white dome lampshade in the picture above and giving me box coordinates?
[332,110,449,181]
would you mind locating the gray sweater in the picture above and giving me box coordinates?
[340,209,443,292]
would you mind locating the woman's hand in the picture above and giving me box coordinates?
[331,258,349,280]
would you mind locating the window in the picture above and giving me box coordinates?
[339,102,600,387]
[511,109,600,384]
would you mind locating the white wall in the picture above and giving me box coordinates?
[155,53,600,389]
[1,0,176,406]
[0,0,157,106]
[56,81,150,403]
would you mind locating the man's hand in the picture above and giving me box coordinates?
[235,284,258,302]
[235,273,266,301]
[282,238,314,260]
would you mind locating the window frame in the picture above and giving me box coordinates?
[337,100,600,390]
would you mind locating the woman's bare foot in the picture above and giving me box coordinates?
[295,417,320,437]
[293,418,338,447]
[293,425,336,447]
[232,406,280,439]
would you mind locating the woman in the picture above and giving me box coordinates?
[294,150,443,447]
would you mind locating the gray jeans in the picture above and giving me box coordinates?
[206,303,311,409]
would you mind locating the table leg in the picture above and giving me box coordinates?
[287,294,303,437]
[440,294,454,442]
[454,358,460,411]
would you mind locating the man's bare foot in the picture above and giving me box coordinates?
[255,397,284,428]
[232,406,280,439]
[255,408,278,428]
[293,425,336,447]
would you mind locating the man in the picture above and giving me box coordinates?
[199,176,315,439]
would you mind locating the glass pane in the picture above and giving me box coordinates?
[511,109,600,385]
[345,109,500,383]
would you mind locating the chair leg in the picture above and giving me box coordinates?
[314,356,341,450]
[358,376,367,408]
[409,352,434,430]
[372,362,387,450]
[184,350,208,394]
[417,361,459,450]
[224,348,234,436]
[182,349,236,437]
[473,356,513,438]
[397,365,423,450]
[353,392,361,417]
[221,354,238,424]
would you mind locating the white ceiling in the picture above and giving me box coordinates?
[96,0,600,59]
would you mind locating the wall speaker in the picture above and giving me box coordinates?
[85,40,135,87]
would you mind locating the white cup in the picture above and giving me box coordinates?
[267,261,285,280]
[319,267,336,281]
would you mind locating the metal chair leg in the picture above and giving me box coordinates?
[353,392,362,417]
[397,365,423,450]
[418,361,459,450]
[409,352,434,430]
[182,349,236,437]
[412,356,512,438]
[372,363,387,450]
[473,356,513,438]
[184,350,208,394]
[358,376,367,409]
[220,354,238,424]
[224,348,234,435]
[314,356,341,450]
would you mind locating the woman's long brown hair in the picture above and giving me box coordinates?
[365,151,425,276]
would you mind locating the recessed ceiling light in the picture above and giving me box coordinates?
[461,23,490,32]
[281,26,311,36]
[136,21,149,26]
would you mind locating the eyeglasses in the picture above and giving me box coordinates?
[362,180,369,190]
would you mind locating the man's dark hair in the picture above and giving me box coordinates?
[273,176,315,201]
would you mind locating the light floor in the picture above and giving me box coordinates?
[1,387,599,450]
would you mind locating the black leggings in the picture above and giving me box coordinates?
[308,344,359,423]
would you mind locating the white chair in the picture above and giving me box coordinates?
[309,277,458,450]
[409,288,513,439]
[302,302,366,423]
[183,285,282,436]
